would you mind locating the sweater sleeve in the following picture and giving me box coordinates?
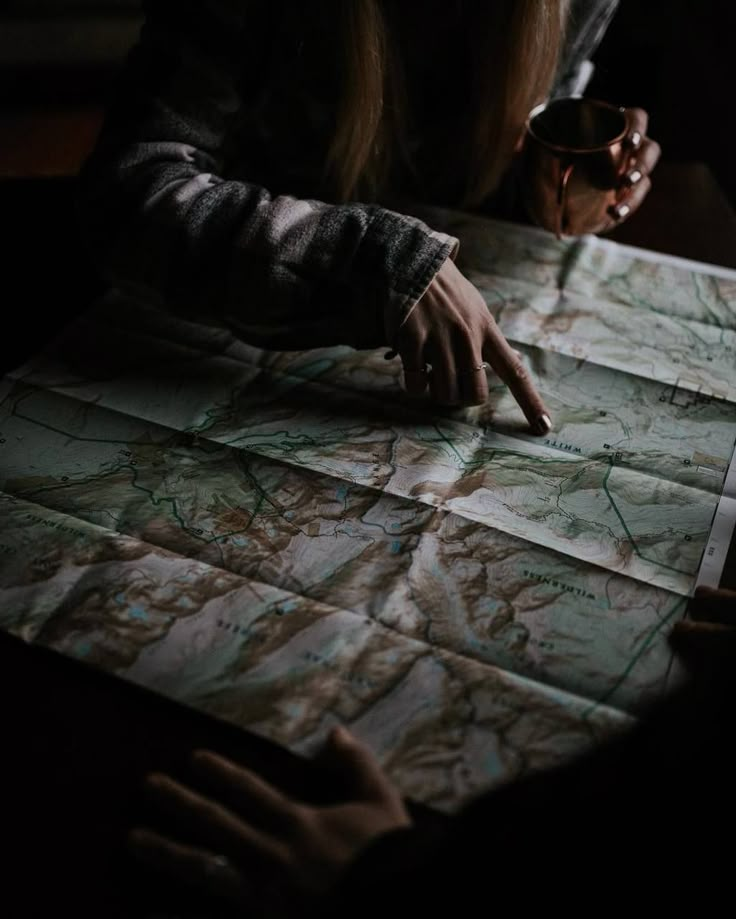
[77,0,457,351]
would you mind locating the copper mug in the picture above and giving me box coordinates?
[521,97,638,238]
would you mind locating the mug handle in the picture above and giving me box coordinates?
[555,163,575,240]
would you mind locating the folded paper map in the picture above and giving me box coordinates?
[2,212,735,811]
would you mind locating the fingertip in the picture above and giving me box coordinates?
[670,618,695,635]
[190,749,236,776]
[189,750,211,774]
[640,138,662,169]
[330,724,352,745]
[621,167,644,189]
[625,106,649,135]
[128,827,156,853]
[531,413,553,436]
[693,584,717,598]
[322,725,351,758]
[144,771,169,790]
[128,827,146,845]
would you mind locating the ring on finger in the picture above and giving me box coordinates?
[459,361,490,374]
[204,854,233,880]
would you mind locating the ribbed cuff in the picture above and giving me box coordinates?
[384,228,459,349]
[348,206,459,351]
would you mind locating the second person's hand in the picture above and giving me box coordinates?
[129,727,412,910]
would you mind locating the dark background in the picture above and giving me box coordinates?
[1,0,733,376]
[0,4,734,912]
[2,0,733,195]
[589,0,735,205]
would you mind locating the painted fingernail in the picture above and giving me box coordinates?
[623,168,643,187]
[534,414,552,436]
[610,202,631,222]
[627,130,642,149]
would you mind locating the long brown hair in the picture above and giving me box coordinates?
[325,1,567,207]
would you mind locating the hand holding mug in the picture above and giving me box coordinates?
[521,98,661,238]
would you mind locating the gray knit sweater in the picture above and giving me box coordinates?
[79,0,620,351]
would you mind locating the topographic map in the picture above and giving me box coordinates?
[1,212,735,812]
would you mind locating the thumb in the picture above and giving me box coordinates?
[669,620,736,676]
[321,727,396,802]
[689,585,736,626]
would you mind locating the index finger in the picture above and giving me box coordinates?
[481,322,551,435]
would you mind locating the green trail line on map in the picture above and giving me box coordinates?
[583,595,687,719]
[5,386,707,584]
[600,457,696,576]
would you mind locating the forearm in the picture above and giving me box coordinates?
[78,0,456,351]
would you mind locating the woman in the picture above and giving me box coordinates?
[79,0,659,432]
